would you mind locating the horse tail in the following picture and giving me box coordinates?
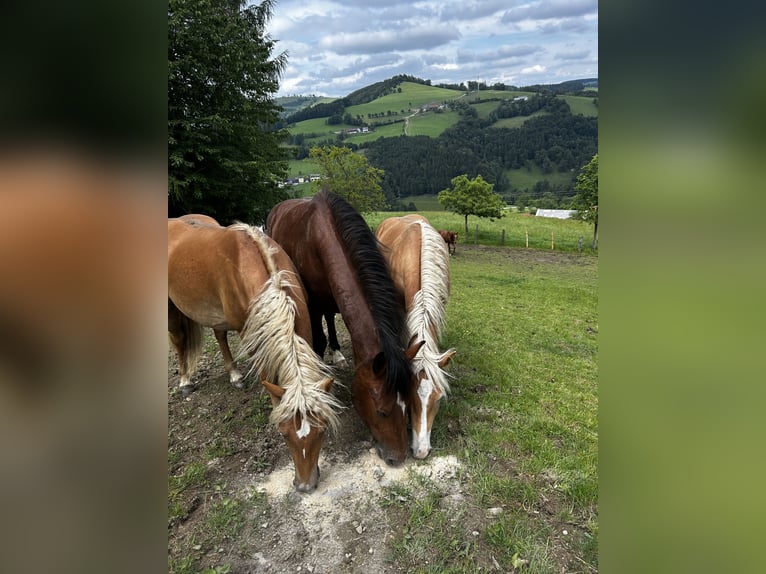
[408,220,455,394]
[178,312,204,377]
[229,223,341,430]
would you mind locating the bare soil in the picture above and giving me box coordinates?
[169,320,475,573]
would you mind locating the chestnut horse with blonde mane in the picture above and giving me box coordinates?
[377,215,456,458]
[267,190,423,466]
[168,216,342,492]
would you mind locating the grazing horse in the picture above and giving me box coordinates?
[168,217,342,492]
[438,230,458,255]
[267,190,423,466]
[377,215,456,458]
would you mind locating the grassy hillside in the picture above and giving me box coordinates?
[561,95,598,117]
[284,77,597,206]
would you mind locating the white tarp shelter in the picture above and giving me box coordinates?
[535,209,576,219]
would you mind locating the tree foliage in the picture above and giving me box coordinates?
[438,174,507,234]
[573,153,598,248]
[310,146,387,214]
[168,0,290,224]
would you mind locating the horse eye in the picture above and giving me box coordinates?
[376,410,388,418]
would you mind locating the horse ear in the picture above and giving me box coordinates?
[439,349,457,368]
[262,380,284,407]
[319,377,334,393]
[405,340,426,361]
[372,352,387,376]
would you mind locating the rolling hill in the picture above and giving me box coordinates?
[279,77,598,209]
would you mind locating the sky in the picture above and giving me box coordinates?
[264,0,598,97]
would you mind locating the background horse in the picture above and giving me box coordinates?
[438,230,458,255]
[377,215,456,458]
[267,190,422,466]
[168,217,342,492]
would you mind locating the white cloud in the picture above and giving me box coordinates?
[266,0,597,96]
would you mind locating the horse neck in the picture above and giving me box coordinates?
[320,239,381,360]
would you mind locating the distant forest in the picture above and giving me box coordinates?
[366,94,596,206]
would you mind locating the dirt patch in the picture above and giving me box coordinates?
[168,323,468,573]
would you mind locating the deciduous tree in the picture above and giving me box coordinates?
[438,174,506,234]
[309,146,386,214]
[573,154,598,248]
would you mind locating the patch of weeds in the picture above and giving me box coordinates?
[205,437,238,459]
[169,461,208,523]
[485,511,556,574]
[200,566,232,574]
[380,481,413,507]
[205,497,246,542]
[168,554,197,574]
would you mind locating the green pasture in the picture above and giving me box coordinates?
[492,110,550,129]
[406,109,462,137]
[384,244,598,572]
[366,210,596,254]
[287,158,321,177]
[346,82,463,118]
[506,165,576,192]
[561,95,598,117]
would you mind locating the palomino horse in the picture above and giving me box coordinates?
[267,190,423,466]
[438,229,458,255]
[377,215,456,458]
[168,217,342,492]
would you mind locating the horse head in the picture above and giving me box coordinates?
[351,340,424,466]
[263,378,335,493]
[408,348,457,459]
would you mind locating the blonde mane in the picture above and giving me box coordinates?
[229,223,342,430]
[407,220,455,395]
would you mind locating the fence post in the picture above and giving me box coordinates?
[501,229,505,246]
[474,224,478,244]
[578,235,583,253]
[551,231,555,250]
[525,230,529,248]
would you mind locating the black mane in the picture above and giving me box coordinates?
[319,190,410,396]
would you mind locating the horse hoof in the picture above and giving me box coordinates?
[180,384,196,396]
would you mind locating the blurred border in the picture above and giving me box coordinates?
[0,2,167,573]
[601,1,766,572]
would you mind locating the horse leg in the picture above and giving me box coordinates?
[168,300,202,394]
[309,308,328,359]
[213,329,243,388]
[324,311,348,368]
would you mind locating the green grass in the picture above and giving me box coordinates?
[505,164,576,191]
[366,210,597,254]
[375,244,598,572]
[406,110,462,137]
[287,158,321,177]
[561,95,598,117]
[346,82,463,118]
[492,110,550,129]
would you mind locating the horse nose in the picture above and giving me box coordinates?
[412,447,431,460]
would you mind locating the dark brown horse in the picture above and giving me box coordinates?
[267,190,422,466]
[168,217,342,492]
[377,215,456,458]
[438,229,458,255]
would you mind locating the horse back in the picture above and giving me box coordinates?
[168,220,273,332]
[376,216,425,305]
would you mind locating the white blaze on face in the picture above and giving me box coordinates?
[296,417,311,439]
[414,378,434,454]
[302,448,306,459]
[396,393,406,415]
